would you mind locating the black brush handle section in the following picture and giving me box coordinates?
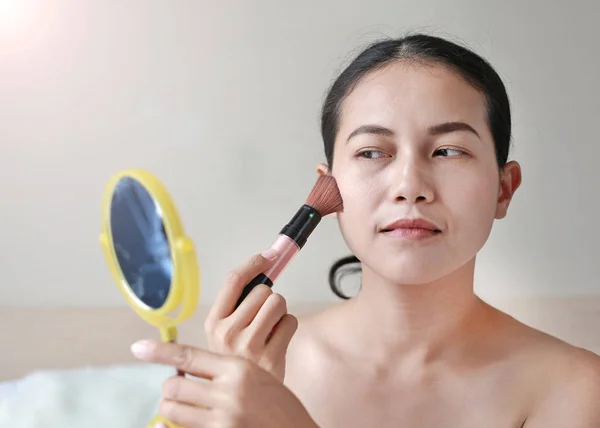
[280,204,322,249]
[235,273,274,309]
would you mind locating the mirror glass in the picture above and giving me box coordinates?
[109,176,173,309]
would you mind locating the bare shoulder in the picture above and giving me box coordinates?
[284,304,343,389]
[286,304,339,361]
[496,311,600,426]
[524,344,600,427]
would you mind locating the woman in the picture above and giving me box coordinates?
[131,33,600,427]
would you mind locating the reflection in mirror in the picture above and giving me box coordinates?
[110,177,173,309]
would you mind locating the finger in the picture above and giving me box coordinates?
[162,375,220,409]
[159,398,213,428]
[229,283,273,328]
[207,251,279,323]
[131,340,230,379]
[246,292,288,345]
[264,314,298,359]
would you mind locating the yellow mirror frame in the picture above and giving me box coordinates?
[99,169,200,428]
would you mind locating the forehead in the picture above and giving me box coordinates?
[339,61,489,135]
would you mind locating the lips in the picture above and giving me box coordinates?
[380,218,442,233]
[379,218,442,240]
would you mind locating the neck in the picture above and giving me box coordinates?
[338,258,490,366]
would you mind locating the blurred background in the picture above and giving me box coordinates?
[1,0,598,307]
[0,0,598,380]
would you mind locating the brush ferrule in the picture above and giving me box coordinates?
[279,204,322,249]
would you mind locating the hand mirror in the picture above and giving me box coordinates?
[99,169,200,428]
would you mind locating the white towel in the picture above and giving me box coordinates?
[0,363,174,428]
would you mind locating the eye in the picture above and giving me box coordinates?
[435,147,465,157]
[356,149,388,160]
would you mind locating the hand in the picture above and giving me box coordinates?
[204,249,298,381]
[131,340,318,428]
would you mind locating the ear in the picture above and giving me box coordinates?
[315,162,338,218]
[495,160,522,219]
[316,163,329,176]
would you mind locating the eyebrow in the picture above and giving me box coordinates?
[428,121,480,139]
[346,124,393,143]
[346,121,480,143]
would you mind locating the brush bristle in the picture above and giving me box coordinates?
[305,175,344,216]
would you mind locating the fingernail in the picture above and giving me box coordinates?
[130,340,151,358]
[155,423,167,428]
[261,248,278,260]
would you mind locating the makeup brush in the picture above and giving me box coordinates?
[235,174,343,308]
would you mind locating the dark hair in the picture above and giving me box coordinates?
[322,33,513,299]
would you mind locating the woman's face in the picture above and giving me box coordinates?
[324,61,521,285]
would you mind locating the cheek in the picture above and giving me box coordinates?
[339,177,375,208]
[333,157,387,207]
[336,177,371,227]
[446,167,499,238]
[332,169,382,250]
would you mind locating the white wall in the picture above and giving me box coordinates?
[1,0,598,307]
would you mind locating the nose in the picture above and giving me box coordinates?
[389,157,435,204]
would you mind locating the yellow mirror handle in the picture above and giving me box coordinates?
[148,413,183,428]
